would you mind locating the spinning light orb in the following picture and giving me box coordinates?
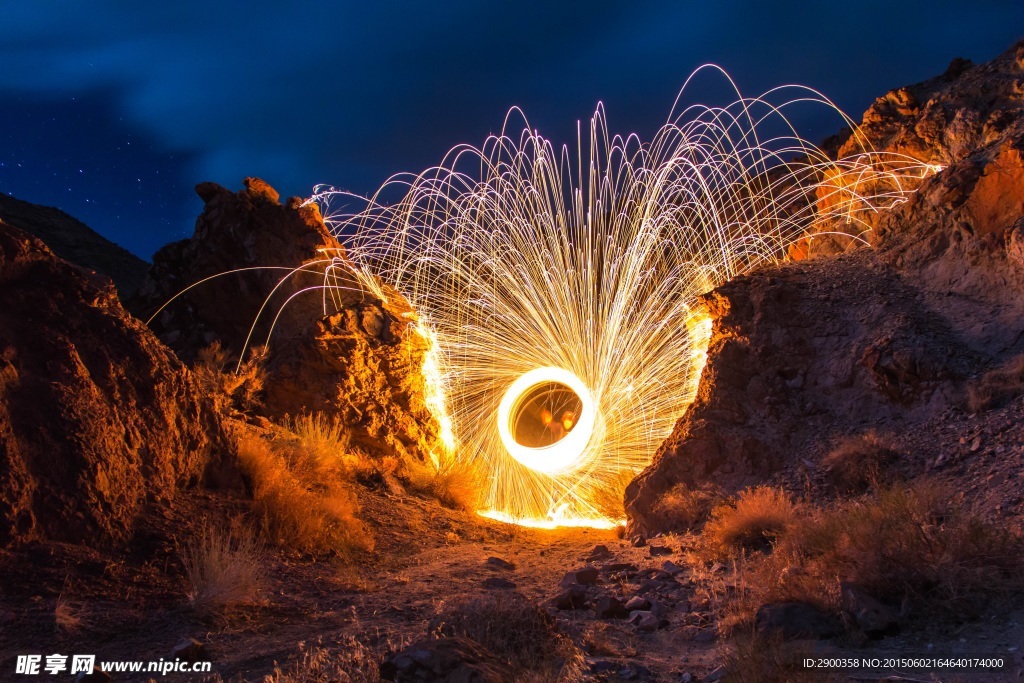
[273,67,934,528]
[497,366,598,475]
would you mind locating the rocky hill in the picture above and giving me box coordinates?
[0,193,149,298]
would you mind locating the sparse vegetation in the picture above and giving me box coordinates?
[699,486,797,558]
[194,341,268,413]
[263,637,381,683]
[967,353,1024,412]
[181,521,266,617]
[401,453,480,511]
[235,428,374,556]
[430,592,584,682]
[53,594,88,634]
[780,481,1024,621]
[652,481,723,531]
[821,430,899,493]
[694,481,1024,633]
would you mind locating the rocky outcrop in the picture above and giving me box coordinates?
[133,178,443,461]
[626,41,1024,532]
[0,221,236,547]
[0,193,149,298]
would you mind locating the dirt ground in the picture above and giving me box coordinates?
[1,483,1022,683]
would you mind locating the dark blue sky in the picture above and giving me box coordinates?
[1,2,1022,259]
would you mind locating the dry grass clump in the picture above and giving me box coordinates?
[264,637,380,683]
[430,592,584,682]
[699,486,798,559]
[235,428,374,556]
[194,341,267,413]
[181,521,266,617]
[967,353,1024,412]
[652,481,723,531]
[822,430,899,493]
[704,481,1024,632]
[401,454,480,510]
[54,594,89,634]
[781,481,1023,620]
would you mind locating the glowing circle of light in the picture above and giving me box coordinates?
[496,367,597,475]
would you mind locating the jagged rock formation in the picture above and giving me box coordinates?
[0,221,236,547]
[132,178,443,461]
[0,193,149,298]
[626,41,1024,532]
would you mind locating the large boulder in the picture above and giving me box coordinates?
[626,41,1024,533]
[0,221,235,547]
[132,178,444,461]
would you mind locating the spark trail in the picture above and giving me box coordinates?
[303,67,931,527]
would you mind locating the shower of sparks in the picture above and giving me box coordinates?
[284,67,932,527]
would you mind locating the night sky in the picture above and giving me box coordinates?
[2,2,1022,260]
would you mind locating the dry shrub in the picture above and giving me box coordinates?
[182,521,266,617]
[264,637,380,683]
[235,429,373,556]
[781,481,1024,620]
[430,592,584,682]
[194,341,267,413]
[700,486,797,559]
[652,482,723,531]
[712,481,1024,632]
[54,595,89,634]
[822,430,899,493]
[967,353,1024,412]
[401,454,480,510]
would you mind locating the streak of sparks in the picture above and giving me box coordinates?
[277,67,932,528]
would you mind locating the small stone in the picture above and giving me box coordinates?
[594,595,629,619]
[485,556,516,571]
[631,534,647,547]
[560,566,600,587]
[680,673,694,683]
[550,584,589,610]
[628,610,659,632]
[602,562,638,574]
[648,545,673,557]
[970,436,982,452]
[588,544,613,560]
[841,582,899,638]
[661,560,685,575]
[483,577,517,589]
[624,595,651,612]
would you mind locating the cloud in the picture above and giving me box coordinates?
[1,0,1022,204]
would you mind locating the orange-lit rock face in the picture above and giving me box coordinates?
[134,178,446,463]
[0,221,237,547]
[963,145,1024,239]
